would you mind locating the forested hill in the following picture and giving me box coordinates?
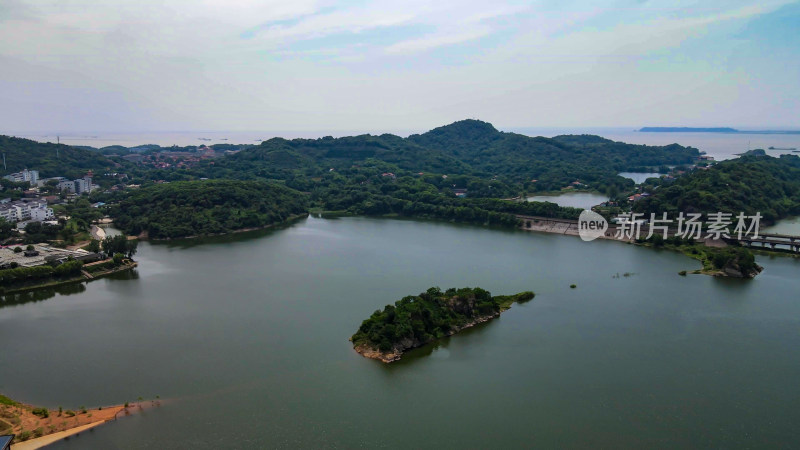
[0,135,116,179]
[203,119,699,192]
[207,133,471,179]
[409,120,699,182]
[110,180,308,239]
[633,154,800,223]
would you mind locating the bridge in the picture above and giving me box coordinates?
[735,233,800,253]
[516,215,800,253]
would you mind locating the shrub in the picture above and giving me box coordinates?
[112,253,124,266]
[32,407,49,418]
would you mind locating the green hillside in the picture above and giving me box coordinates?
[110,180,308,239]
[633,154,800,223]
[0,136,116,179]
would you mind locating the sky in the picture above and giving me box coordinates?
[0,0,798,133]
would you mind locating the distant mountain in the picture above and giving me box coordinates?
[0,135,116,179]
[640,127,800,135]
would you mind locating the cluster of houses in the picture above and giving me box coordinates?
[121,145,224,169]
[3,169,98,195]
[0,198,55,226]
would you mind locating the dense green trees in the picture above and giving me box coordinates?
[634,154,800,223]
[0,136,115,179]
[182,120,696,195]
[352,287,534,353]
[110,180,309,239]
[101,235,138,257]
[0,259,83,285]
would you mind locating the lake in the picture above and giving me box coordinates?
[1,217,799,448]
[527,191,608,209]
[764,216,800,236]
[618,172,662,185]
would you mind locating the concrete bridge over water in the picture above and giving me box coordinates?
[516,215,800,253]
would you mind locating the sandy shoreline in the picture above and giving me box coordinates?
[10,420,108,450]
[1,396,163,449]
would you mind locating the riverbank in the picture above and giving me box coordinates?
[517,216,772,278]
[1,394,124,449]
[0,260,137,296]
[138,213,309,241]
[1,393,163,449]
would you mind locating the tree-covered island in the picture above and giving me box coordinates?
[351,287,534,363]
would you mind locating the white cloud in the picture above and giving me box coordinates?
[0,0,797,131]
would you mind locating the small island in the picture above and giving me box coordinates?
[351,287,534,363]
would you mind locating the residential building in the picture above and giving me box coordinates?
[56,173,98,195]
[2,169,39,186]
[58,180,77,193]
[0,198,54,224]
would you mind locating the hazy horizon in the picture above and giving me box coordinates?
[1,1,798,133]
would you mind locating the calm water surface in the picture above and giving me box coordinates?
[1,217,799,448]
[618,172,662,185]
[527,191,608,209]
[764,216,800,236]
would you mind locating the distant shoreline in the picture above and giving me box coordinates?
[640,127,800,135]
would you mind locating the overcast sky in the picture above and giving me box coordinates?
[1,0,798,133]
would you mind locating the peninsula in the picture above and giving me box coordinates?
[0,393,155,447]
[351,287,534,363]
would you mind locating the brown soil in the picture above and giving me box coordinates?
[1,401,125,443]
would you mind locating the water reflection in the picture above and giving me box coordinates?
[0,282,87,308]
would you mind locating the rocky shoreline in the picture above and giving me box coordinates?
[353,312,501,363]
[352,289,534,363]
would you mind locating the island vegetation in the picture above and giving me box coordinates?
[638,236,762,278]
[351,287,534,363]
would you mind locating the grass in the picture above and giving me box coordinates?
[493,291,535,310]
[0,394,19,406]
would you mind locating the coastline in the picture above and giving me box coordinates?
[139,213,309,241]
[354,312,501,363]
[353,291,534,363]
[0,261,137,296]
[1,394,163,449]
[517,215,773,278]
[11,420,108,450]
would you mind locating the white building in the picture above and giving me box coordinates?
[0,198,54,224]
[3,169,39,186]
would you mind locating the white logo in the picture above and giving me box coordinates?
[579,210,608,242]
